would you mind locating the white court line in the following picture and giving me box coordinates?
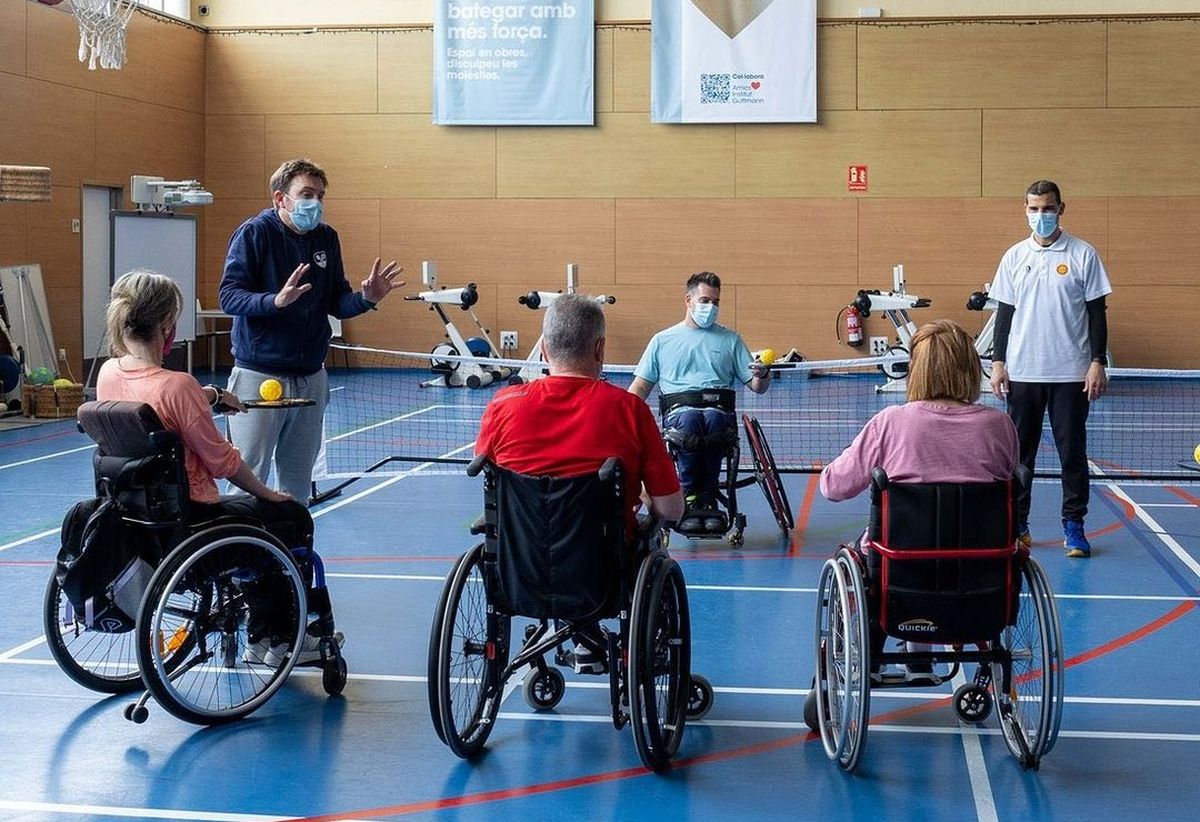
[952,667,998,822]
[1104,479,1200,582]
[0,443,94,471]
[311,442,475,520]
[0,526,59,554]
[0,635,45,660]
[0,799,295,822]
[326,404,440,443]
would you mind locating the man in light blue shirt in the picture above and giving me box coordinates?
[629,271,771,531]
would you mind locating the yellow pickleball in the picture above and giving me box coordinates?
[759,348,777,366]
[259,379,283,402]
[1194,443,1200,465]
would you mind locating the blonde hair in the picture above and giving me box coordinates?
[906,320,982,404]
[105,270,182,357]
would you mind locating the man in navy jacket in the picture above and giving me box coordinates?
[219,158,403,502]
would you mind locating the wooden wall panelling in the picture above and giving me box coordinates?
[205,115,266,200]
[201,198,261,303]
[857,197,1108,288]
[0,0,26,76]
[322,198,383,298]
[96,96,205,188]
[1109,20,1200,109]
[602,282,736,364]
[1107,197,1200,287]
[612,27,648,113]
[858,21,1106,110]
[378,198,617,286]
[983,108,1200,197]
[736,110,983,197]
[25,187,82,368]
[615,198,858,286]
[27,7,205,114]
[206,31,378,115]
[595,28,614,114]
[266,114,496,199]
[0,74,97,189]
[378,29,433,114]
[497,113,735,198]
[1107,287,1198,368]
[733,284,880,361]
[0,205,26,267]
[350,277,501,356]
[818,23,857,112]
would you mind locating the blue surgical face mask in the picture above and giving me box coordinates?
[286,195,323,232]
[1027,210,1059,238]
[691,301,718,329]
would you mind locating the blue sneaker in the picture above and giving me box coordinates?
[1063,519,1091,558]
[1017,522,1032,548]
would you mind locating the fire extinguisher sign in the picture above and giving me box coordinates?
[848,165,868,192]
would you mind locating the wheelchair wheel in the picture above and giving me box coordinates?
[992,556,1063,769]
[628,551,691,771]
[953,681,993,724]
[742,415,794,536]
[136,525,306,725]
[686,673,714,720]
[433,544,510,758]
[43,572,142,694]
[813,548,870,772]
[522,667,565,711]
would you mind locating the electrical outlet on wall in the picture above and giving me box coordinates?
[500,331,519,350]
[869,336,889,356]
[58,348,68,361]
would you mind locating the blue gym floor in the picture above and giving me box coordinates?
[1,371,1199,821]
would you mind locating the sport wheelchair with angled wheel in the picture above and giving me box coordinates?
[427,456,714,771]
[658,389,793,547]
[805,467,1063,772]
[45,401,347,724]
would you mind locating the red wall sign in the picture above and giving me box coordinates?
[848,165,868,192]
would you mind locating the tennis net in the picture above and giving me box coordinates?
[316,344,1200,487]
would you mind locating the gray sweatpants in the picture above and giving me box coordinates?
[226,366,328,503]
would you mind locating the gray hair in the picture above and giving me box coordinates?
[543,293,605,367]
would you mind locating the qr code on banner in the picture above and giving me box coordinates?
[700,73,730,104]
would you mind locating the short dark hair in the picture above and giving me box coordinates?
[686,271,721,293]
[269,158,328,200]
[1025,179,1062,206]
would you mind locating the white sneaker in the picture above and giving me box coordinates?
[272,631,345,667]
[242,637,274,665]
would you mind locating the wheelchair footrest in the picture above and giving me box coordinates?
[870,669,946,688]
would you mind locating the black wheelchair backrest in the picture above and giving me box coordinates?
[475,457,628,622]
[866,466,1030,644]
[77,401,189,526]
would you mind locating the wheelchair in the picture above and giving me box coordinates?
[45,400,347,724]
[658,389,793,546]
[427,456,715,771]
[805,467,1063,772]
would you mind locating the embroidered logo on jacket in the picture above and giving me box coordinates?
[314,251,328,269]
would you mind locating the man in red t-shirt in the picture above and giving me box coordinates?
[476,294,683,534]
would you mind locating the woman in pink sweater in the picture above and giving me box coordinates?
[97,270,337,663]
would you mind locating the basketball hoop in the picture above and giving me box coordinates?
[68,0,141,71]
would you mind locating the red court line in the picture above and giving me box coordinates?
[292,600,1196,822]
[1031,491,1127,547]
[0,427,77,450]
[1167,486,1200,507]
[789,472,820,557]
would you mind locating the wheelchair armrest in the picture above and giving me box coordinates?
[598,457,620,482]
[469,512,488,535]
[871,467,889,493]
[466,454,488,477]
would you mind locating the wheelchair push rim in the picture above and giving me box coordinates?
[43,571,143,694]
[628,550,692,771]
[136,526,306,725]
[434,544,509,758]
[813,549,870,771]
[742,415,794,536]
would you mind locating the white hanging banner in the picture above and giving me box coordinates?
[652,0,816,123]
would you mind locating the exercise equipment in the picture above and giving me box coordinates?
[404,261,511,389]
[511,263,615,384]
[851,264,932,393]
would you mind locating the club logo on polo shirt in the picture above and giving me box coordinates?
[314,251,328,269]
[1056,263,1069,276]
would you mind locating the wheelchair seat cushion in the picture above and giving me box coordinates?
[869,479,1017,644]
[491,467,626,622]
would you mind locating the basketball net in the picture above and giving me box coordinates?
[68,0,141,71]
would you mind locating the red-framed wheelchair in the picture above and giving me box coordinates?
[805,466,1063,772]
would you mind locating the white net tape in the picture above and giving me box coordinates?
[69,0,141,71]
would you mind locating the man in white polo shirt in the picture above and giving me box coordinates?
[989,180,1112,558]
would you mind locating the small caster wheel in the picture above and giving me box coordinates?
[523,667,565,711]
[686,673,714,720]
[803,677,819,732]
[124,703,149,724]
[727,531,744,549]
[323,654,348,696]
[953,682,993,723]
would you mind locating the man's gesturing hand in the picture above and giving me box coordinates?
[273,263,313,309]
